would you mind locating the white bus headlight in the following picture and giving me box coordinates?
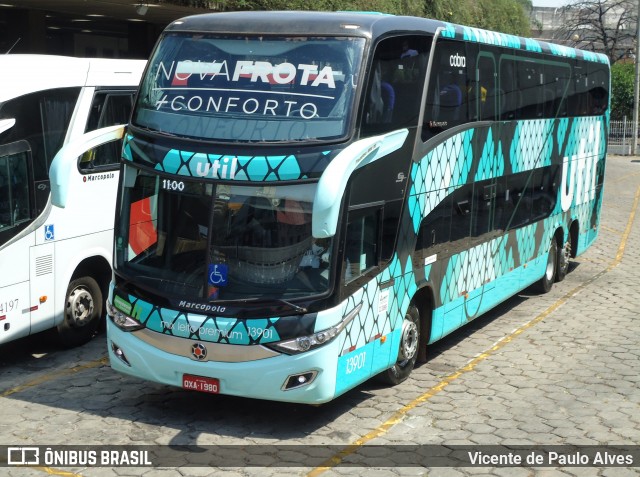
[266,303,361,355]
[107,301,144,331]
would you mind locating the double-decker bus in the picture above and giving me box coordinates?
[107,12,608,403]
[0,55,144,347]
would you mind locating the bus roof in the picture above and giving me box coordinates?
[166,11,608,65]
[0,55,145,102]
[167,11,442,38]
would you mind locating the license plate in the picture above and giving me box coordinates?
[182,374,220,394]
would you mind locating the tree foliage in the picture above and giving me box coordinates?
[217,0,423,15]
[610,61,635,120]
[424,0,531,35]
[211,0,531,36]
[555,0,636,64]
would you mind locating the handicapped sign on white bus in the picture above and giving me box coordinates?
[44,224,55,241]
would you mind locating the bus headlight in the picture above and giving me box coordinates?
[107,301,144,331]
[266,303,361,355]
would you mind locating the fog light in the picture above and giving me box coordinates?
[282,371,318,390]
[111,341,131,367]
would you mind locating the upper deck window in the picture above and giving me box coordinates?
[133,33,365,143]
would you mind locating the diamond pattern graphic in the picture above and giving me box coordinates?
[126,147,330,182]
[117,106,606,378]
[509,120,554,172]
[439,21,607,64]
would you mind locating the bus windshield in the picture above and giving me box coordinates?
[115,165,332,302]
[133,33,365,143]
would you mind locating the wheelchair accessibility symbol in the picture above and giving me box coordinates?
[44,224,55,241]
[208,264,228,287]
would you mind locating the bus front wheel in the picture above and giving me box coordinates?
[377,304,420,386]
[57,276,102,347]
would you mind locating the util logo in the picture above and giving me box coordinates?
[449,53,466,68]
[561,123,601,212]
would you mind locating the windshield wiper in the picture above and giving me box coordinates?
[138,275,199,290]
[211,296,308,314]
[271,298,308,314]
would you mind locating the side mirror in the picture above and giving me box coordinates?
[50,124,125,208]
[312,129,408,238]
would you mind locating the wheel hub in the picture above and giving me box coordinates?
[399,318,418,362]
[66,287,94,327]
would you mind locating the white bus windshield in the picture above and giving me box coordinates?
[133,33,365,143]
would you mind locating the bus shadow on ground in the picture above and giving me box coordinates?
[0,328,104,367]
[422,260,581,363]
[1,265,582,443]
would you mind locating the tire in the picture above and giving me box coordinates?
[57,276,103,347]
[556,238,571,282]
[376,304,420,386]
[536,240,557,294]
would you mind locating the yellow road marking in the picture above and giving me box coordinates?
[307,184,640,476]
[29,467,83,477]
[600,225,623,235]
[2,183,638,477]
[614,185,640,266]
[0,357,108,398]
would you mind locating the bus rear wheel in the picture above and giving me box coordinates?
[57,276,102,347]
[536,240,557,294]
[556,238,572,282]
[377,304,420,386]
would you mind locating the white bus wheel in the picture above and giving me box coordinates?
[58,276,102,347]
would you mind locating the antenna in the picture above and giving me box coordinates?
[6,37,20,54]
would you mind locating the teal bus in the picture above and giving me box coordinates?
[106,11,608,403]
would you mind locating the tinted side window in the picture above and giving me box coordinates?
[80,91,135,171]
[361,35,430,138]
[494,166,559,231]
[568,62,589,116]
[422,39,470,141]
[417,194,451,252]
[516,58,543,119]
[587,62,609,115]
[476,52,497,121]
[78,137,126,171]
[448,185,473,243]
[0,88,80,183]
[343,207,381,284]
[542,62,570,118]
[0,146,32,246]
[85,91,135,132]
[499,56,518,121]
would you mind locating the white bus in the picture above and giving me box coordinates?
[0,55,144,347]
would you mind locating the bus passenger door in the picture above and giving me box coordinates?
[0,143,35,343]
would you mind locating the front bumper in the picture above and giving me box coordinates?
[107,320,341,404]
